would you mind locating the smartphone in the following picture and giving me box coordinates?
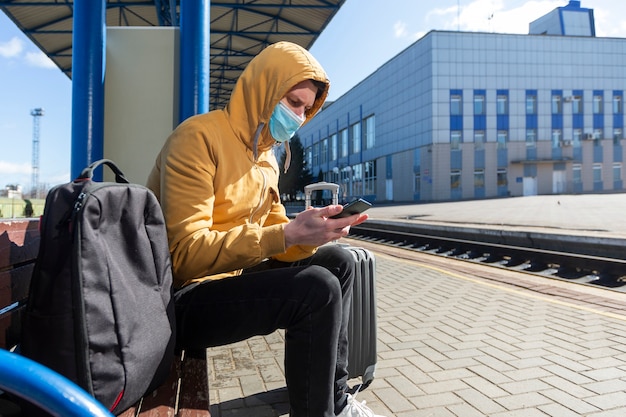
[330,198,372,219]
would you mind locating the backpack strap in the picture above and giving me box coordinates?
[77,159,130,184]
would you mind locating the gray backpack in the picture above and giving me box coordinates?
[21,159,176,414]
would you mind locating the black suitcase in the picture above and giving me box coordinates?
[304,182,377,390]
[344,245,377,389]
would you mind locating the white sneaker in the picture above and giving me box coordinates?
[336,393,386,417]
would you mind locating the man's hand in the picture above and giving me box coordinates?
[284,205,368,248]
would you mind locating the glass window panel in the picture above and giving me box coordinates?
[450,170,461,189]
[474,131,485,150]
[497,131,508,149]
[474,94,485,115]
[451,131,462,150]
[330,134,337,161]
[613,163,621,182]
[614,95,623,114]
[351,123,361,154]
[497,169,508,187]
[474,170,485,188]
[526,129,537,147]
[451,95,462,115]
[497,95,508,115]
[552,95,562,114]
[593,164,602,182]
[572,96,583,114]
[593,95,603,114]
[526,94,537,114]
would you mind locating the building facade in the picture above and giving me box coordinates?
[296,1,626,203]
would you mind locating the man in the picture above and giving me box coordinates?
[148,41,384,417]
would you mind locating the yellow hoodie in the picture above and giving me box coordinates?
[147,41,330,289]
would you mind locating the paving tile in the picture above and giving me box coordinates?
[204,250,626,416]
[494,391,551,410]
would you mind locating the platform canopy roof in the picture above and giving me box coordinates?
[0,0,345,109]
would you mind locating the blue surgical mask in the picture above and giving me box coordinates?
[269,101,306,142]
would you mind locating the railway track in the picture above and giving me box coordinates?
[349,223,626,292]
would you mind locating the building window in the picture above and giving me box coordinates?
[526,94,537,114]
[572,96,583,114]
[451,95,462,115]
[526,129,537,148]
[474,169,485,188]
[414,172,421,194]
[614,128,623,144]
[450,170,461,189]
[364,115,375,149]
[613,163,622,182]
[497,169,508,187]
[474,131,485,150]
[593,163,602,183]
[312,143,319,166]
[451,131,462,150]
[351,122,361,154]
[593,128,603,141]
[552,129,562,148]
[614,95,623,114]
[497,95,508,115]
[363,161,376,196]
[330,133,337,161]
[552,94,562,114]
[497,131,508,149]
[573,164,582,184]
[340,129,348,157]
[351,164,363,195]
[474,94,485,115]
[306,147,312,169]
[320,138,328,164]
[573,129,583,147]
[593,94,603,114]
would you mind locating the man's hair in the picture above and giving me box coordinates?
[312,80,327,100]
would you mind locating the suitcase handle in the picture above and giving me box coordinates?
[77,159,130,184]
[304,182,340,207]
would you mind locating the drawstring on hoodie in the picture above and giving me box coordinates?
[252,123,265,162]
[252,122,291,173]
[283,141,291,173]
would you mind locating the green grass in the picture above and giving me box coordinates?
[0,197,46,219]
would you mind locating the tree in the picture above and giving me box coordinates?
[278,134,313,201]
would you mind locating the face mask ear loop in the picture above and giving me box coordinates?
[283,141,292,173]
[252,123,265,161]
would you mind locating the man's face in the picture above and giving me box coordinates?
[280,80,317,119]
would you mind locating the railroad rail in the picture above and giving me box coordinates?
[349,222,626,292]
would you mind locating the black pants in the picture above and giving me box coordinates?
[174,245,355,417]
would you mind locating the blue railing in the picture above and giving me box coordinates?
[0,349,113,417]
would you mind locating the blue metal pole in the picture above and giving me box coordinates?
[71,0,106,180]
[0,349,114,417]
[179,0,210,123]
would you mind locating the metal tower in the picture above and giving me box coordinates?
[30,108,44,198]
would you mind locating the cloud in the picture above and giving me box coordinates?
[24,50,57,69]
[44,171,71,187]
[0,161,31,175]
[0,161,31,187]
[0,37,24,58]
[594,7,626,37]
[394,20,426,42]
[461,0,563,34]
[394,21,408,38]
[0,36,56,69]
[426,0,563,34]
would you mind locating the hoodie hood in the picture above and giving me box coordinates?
[224,41,330,155]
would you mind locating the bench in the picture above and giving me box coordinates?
[0,219,211,417]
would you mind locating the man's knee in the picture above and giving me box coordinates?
[299,265,342,305]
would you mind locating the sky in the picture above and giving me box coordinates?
[1,0,626,190]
